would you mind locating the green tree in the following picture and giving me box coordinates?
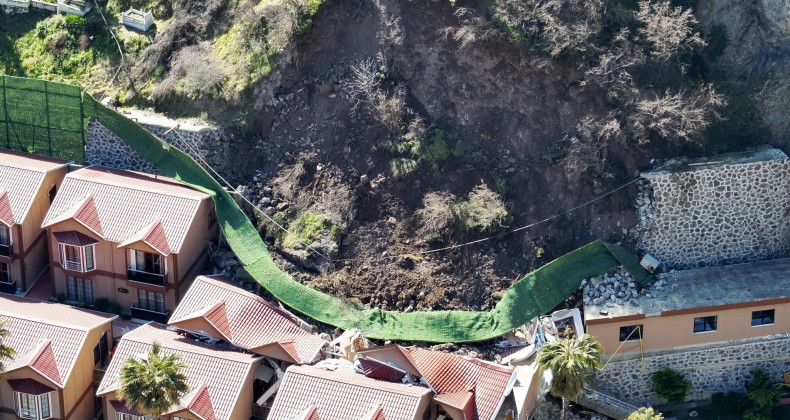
[743,369,788,420]
[651,368,691,404]
[117,342,189,418]
[0,319,15,374]
[627,407,664,420]
[537,334,602,419]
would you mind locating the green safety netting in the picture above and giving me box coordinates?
[4,75,651,342]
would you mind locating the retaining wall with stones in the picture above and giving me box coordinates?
[637,149,790,269]
[595,334,790,406]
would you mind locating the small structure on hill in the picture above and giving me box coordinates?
[57,0,91,16]
[121,7,154,32]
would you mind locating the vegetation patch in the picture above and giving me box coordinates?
[282,211,339,249]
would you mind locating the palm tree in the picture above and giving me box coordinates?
[117,342,189,419]
[537,333,603,420]
[0,319,15,375]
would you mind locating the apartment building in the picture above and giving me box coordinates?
[0,149,70,294]
[41,166,216,322]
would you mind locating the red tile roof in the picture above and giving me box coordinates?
[268,362,432,420]
[42,166,209,254]
[0,149,69,225]
[359,357,407,382]
[357,346,517,420]
[296,404,319,420]
[73,195,104,236]
[0,295,115,388]
[97,323,260,420]
[117,219,171,255]
[169,276,326,364]
[0,191,14,227]
[8,378,56,395]
[53,230,99,246]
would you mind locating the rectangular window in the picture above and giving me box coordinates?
[0,225,9,246]
[130,250,163,274]
[138,289,165,313]
[67,276,92,304]
[116,414,144,420]
[15,392,51,419]
[60,244,95,272]
[0,262,10,283]
[618,325,643,342]
[694,316,717,333]
[85,246,95,271]
[751,309,775,326]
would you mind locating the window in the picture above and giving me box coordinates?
[15,391,51,419]
[48,186,57,204]
[0,225,10,246]
[0,262,10,283]
[60,244,95,272]
[619,325,643,342]
[137,289,165,313]
[694,316,717,333]
[751,309,775,326]
[129,250,163,274]
[66,276,92,304]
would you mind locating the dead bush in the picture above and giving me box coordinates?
[416,192,457,235]
[151,42,229,101]
[493,0,603,57]
[636,0,705,62]
[345,59,408,134]
[629,84,726,144]
[583,29,645,103]
[440,7,499,51]
[562,116,622,179]
[456,184,510,233]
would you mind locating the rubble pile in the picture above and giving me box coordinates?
[582,267,676,308]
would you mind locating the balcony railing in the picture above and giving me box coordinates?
[127,267,166,287]
[0,280,17,295]
[131,304,170,323]
[0,243,11,257]
[63,259,82,271]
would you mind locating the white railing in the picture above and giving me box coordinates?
[64,260,82,271]
[577,386,639,419]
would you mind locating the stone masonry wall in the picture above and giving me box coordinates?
[638,151,790,269]
[595,335,790,406]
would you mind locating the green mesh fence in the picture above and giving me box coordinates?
[3,76,651,342]
[0,76,85,163]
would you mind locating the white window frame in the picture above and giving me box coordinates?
[128,249,167,275]
[0,225,11,247]
[14,391,52,419]
[116,413,145,420]
[59,243,96,273]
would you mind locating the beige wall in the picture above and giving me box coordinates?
[47,200,213,315]
[587,301,790,355]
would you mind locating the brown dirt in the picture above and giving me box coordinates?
[212,0,646,312]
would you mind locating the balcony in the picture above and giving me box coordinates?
[63,260,82,271]
[0,280,16,295]
[131,304,170,323]
[127,268,166,287]
[0,243,11,257]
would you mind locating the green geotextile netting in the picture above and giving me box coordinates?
[81,92,650,343]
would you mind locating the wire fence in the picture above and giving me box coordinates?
[0,75,85,163]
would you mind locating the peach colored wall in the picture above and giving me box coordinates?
[176,199,216,288]
[587,302,790,355]
[60,323,113,419]
[227,363,257,420]
[21,167,69,285]
[0,369,63,419]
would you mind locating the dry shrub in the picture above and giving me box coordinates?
[457,184,510,233]
[629,85,726,144]
[583,29,645,102]
[493,0,604,57]
[636,0,705,62]
[440,7,499,51]
[562,116,622,179]
[416,192,457,235]
[151,42,229,101]
[345,59,408,135]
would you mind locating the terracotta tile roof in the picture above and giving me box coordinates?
[0,149,68,225]
[365,405,385,420]
[117,219,171,255]
[42,166,209,254]
[434,390,475,419]
[180,383,217,420]
[268,363,431,420]
[53,230,99,246]
[8,378,56,395]
[296,405,319,420]
[358,346,517,420]
[97,323,259,420]
[0,191,14,226]
[169,276,326,364]
[0,295,116,388]
[359,357,407,382]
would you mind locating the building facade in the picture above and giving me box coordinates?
[41,166,216,322]
[0,295,115,420]
[0,149,70,295]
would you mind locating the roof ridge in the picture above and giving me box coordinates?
[67,169,208,201]
[122,329,259,364]
[289,365,430,396]
[0,311,95,333]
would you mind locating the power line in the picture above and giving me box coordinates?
[167,124,639,264]
[92,0,124,84]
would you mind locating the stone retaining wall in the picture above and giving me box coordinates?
[638,149,790,269]
[595,334,790,406]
